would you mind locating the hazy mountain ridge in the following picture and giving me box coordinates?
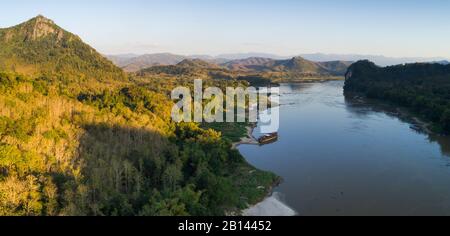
[222,56,352,76]
[135,56,351,86]
[108,52,449,72]
[137,58,235,81]
[177,58,221,69]
[215,52,289,60]
[138,56,350,76]
[222,57,275,71]
[301,53,449,67]
[110,52,448,74]
[434,60,450,65]
[107,53,234,72]
[107,53,188,72]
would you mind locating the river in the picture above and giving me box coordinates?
[239,81,450,216]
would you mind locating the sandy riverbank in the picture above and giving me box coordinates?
[231,124,259,149]
[242,192,297,216]
[231,122,297,216]
[233,125,297,216]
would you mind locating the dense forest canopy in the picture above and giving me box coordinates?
[344,60,450,133]
[0,16,277,216]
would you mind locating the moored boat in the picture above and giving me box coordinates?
[258,133,278,145]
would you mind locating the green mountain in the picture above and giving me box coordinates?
[0,15,125,82]
[0,16,275,216]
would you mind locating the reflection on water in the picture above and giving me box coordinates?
[430,136,450,157]
[344,94,450,157]
[239,81,450,216]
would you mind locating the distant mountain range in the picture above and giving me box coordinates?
[177,58,221,69]
[215,52,289,60]
[299,53,449,67]
[222,57,352,76]
[108,52,449,72]
[435,60,450,65]
[108,53,352,76]
[107,53,230,72]
[106,53,296,73]
[222,57,275,71]
[137,56,352,81]
[108,53,188,72]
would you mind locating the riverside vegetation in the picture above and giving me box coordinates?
[0,16,278,216]
[344,60,450,134]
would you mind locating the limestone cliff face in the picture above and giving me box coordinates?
[0,15,79,44]
[25,15,64,41]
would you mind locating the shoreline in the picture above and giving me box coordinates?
[394,107,435,135]
[231,123,259,149]
[235,80,342,216]
[238,85,443,216]
[232,123,296,216]
[350,94,436,136]
[242,192,297,216]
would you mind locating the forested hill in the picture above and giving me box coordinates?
[344,60,450,133]
[0,15,125,82]
[0,16,276,216]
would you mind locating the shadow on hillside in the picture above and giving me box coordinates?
[75,123,174,206]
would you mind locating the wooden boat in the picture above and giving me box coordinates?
[258,133,278,145]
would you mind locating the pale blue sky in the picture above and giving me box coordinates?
[1,0,449,58]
